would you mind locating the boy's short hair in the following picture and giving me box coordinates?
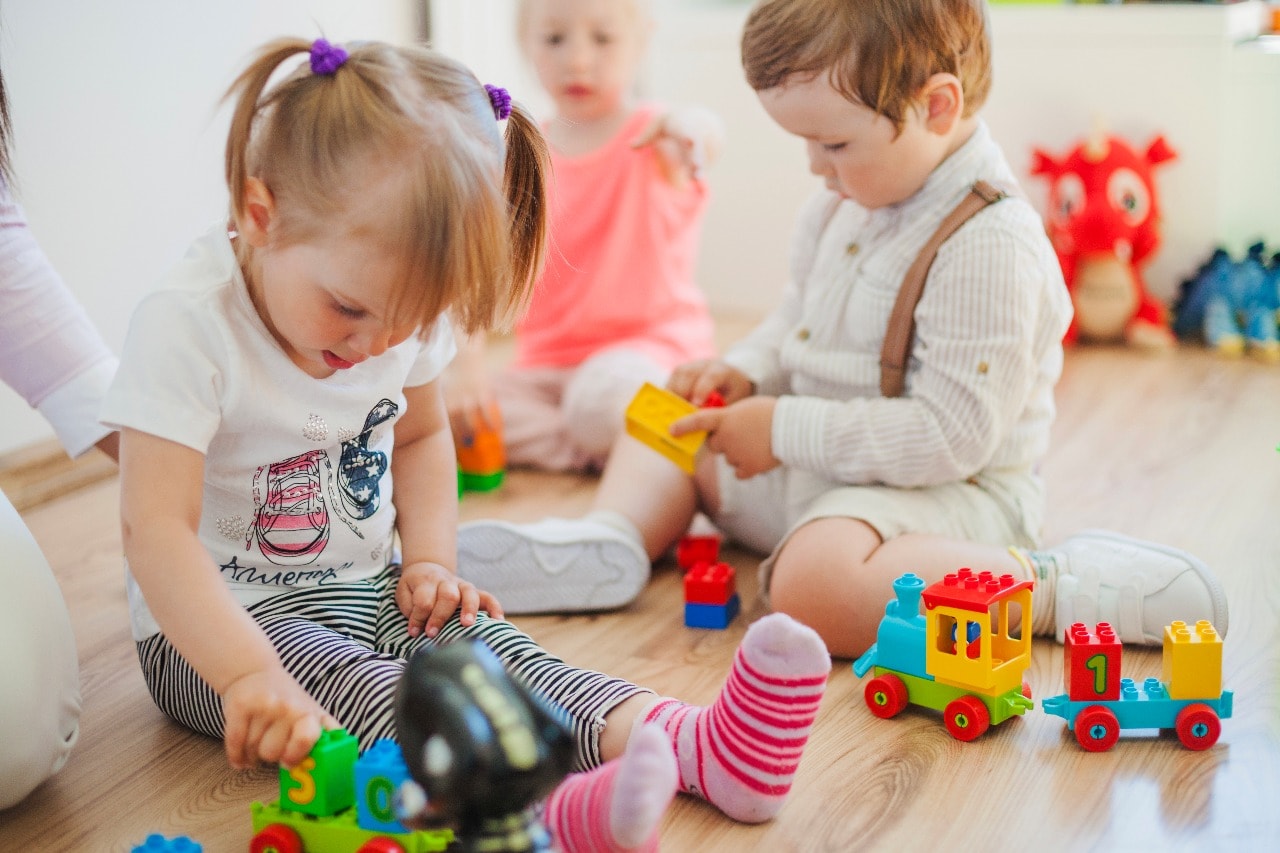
[741,0,991,131]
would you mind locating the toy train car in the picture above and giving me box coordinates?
[249,729,454,853]
[853,570,1035,742]
[1041,620,1233,751]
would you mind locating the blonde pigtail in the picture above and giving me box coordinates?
[222,38,313,223]
[493,101,549,328]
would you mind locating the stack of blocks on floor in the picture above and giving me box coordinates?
[678,533,740,630]
[457,419,505,494]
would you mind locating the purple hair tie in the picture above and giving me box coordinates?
[310,38,349,76]
[484,83,512,121]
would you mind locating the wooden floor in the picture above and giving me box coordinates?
[3,345,1280,852]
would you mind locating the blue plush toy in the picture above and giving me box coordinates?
[1173,242,1280,362]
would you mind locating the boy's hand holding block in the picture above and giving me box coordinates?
[624,382,707,473]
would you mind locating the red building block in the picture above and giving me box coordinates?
[684,561,736,606]
[676,534,721,572]
[1064,621,1122,702]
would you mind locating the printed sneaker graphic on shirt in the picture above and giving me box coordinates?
[248,449,330,565]
[337,398,398,520]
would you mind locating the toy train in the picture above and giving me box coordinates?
[250,638,575,853]
[1042,620,1233,751]
[249,729,455,853]
[854,571,1232,751]
[853,569,1036,742]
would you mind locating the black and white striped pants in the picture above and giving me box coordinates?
[136,564,648,771]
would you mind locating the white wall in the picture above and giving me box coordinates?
[984,2,1279,303]
[0,0,425,455]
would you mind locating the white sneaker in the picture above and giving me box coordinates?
[457,518,650,614]
[1039,530,1229,645]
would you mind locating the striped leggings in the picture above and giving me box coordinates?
[136,564,648,771]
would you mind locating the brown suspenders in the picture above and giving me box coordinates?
[879,180,1008,398]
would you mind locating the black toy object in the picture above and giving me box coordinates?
[393,638,577,852]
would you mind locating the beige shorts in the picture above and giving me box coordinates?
[709,461,1045,603]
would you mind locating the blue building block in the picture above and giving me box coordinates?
[131,835,202,853]
[355,738,411,833]
[685,593,740,629]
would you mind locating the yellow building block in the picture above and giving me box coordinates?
[1162,620,1223,699]
[624,382,706,474]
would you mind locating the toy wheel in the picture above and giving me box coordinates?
[358,839,408,853]
[250,823,303,853]
[1074,705,1121,752]
[1175,703,1221,751]
[1022,680,1032,700]
[943,695,990,742]
[864,674,909,719]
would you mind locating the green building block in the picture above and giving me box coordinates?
[279,728,359,817]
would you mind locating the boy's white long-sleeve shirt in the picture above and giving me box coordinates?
[0,184,116,457]
[724,122,1073,489]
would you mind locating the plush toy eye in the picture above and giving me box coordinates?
[1053,173,1084,223]
[1106,167,1150,226]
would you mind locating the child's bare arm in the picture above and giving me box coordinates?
[442,327,496,446]
[118,428,337,768]
[631,105,726,188]
[392,380,502,637]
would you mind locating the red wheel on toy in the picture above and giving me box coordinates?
[1175,703,1221,751]
[250,823,303,853]
[1074,705,1121,752]
[1022,680,1033,700]
[864,674,909,719]
[358,838,408,853]
[943,695,990,741]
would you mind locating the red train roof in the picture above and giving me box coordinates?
[922,567,1033,611]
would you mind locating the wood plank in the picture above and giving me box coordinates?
[0,437,116,512]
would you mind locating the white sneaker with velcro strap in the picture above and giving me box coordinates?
[457,517,651,615]
[1034,529,1229,645]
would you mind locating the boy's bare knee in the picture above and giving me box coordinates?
[766,519,887,658]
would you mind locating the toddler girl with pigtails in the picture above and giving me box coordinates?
[103,36,831,850]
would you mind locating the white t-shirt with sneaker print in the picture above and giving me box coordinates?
[102,224,456,641]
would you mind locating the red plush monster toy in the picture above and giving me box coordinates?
[1031,132,1177,348]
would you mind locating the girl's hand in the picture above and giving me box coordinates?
[221,666,340,771]
[631,106,725,188]
[672,396,780,479]
[667,359,755,407]
[396,561,504,639]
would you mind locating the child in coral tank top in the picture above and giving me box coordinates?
[445,0,724,472]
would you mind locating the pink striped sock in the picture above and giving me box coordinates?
[638,612,830,824]
[543,723,677,852]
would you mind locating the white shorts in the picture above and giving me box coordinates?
[709,460,1045,602]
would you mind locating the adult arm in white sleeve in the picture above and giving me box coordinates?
[0,184,117,458]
